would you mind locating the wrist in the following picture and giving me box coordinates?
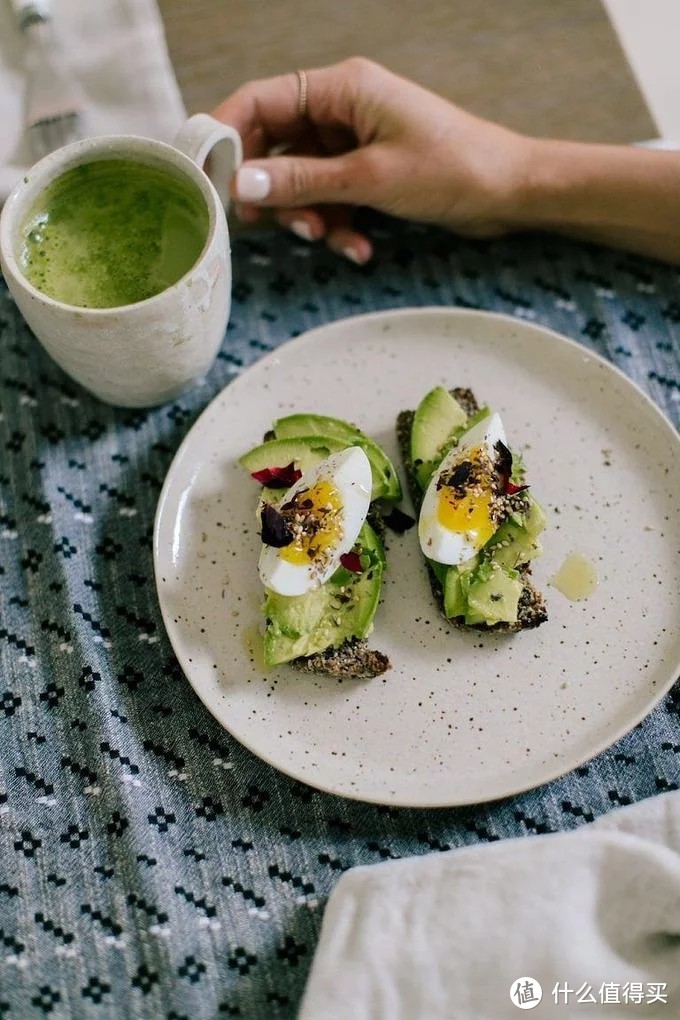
[507,137,680,238]
[504,137,589,232]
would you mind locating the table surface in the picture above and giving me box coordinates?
[1,7,679,1020]
[158,0,657,142]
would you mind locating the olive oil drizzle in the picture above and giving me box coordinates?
[549,552,598,601]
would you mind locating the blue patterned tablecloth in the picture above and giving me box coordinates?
[0,216,679,1019]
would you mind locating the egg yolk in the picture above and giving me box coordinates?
[279,478,343,566]
[436,487,496,548]
[435,445,498,549]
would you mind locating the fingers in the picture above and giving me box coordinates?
[275,208,326,242]
[212,72,303,143]
[275,206,373,264]
[214,58,391,264]
[325,224,373,264]
[234,149,376,209]
[212,57,385,143]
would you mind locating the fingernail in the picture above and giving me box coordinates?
[289,220,314,242]
[235,166,271,202]
[342,246,365,266]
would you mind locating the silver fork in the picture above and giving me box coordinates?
[12,0,84,161]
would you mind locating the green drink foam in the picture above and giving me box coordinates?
[19,158,210,309]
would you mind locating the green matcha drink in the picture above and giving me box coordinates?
[18,158,210,309]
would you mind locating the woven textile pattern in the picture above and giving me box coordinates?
[0,218,679,1018]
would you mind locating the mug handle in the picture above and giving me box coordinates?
[173,114,243,209]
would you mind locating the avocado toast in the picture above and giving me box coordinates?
[397,386,548,631]
[240,413,403,678]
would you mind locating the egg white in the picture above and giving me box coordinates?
[259,446,372,596]
[418,412,507,566]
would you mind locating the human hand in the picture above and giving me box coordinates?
[212,57,533,263]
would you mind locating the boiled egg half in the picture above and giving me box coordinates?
[418,412,507,566]
[258,446,372,596]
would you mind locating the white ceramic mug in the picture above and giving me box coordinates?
[0,115,242,407]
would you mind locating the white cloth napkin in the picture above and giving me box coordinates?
[299,791,680,1019]
[0,0,186,202]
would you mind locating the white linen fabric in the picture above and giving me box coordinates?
[0,0,186,202]
[299,791,680,1019]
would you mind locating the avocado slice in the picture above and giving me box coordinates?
[262,521,385,666]
[486,521,542,570]
[442,556,478,618]
[240,435,346,475]
[463,560,523,626]
[483,496,545,570]
[410,386,468,489]
[240,434,389,502]
[273,413,401,502]
[519,496,546,538]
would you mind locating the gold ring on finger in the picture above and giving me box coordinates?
[295,68,309,119]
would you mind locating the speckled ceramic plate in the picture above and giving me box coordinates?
[154,308,680,807]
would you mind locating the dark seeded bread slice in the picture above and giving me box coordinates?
[397,388,547,632]
[295,638,390,679]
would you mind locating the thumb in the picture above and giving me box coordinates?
[233,150,372,209]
